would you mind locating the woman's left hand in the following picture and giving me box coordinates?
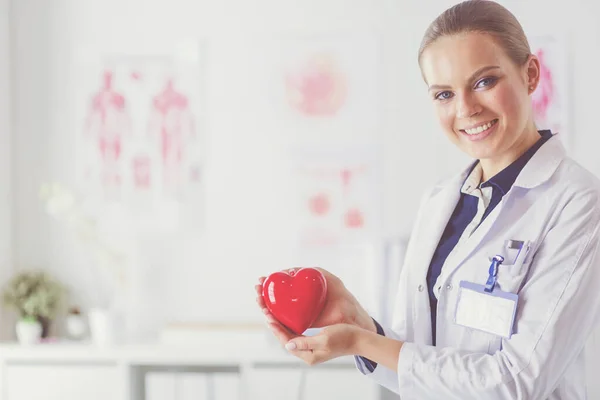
[267,319,362,365]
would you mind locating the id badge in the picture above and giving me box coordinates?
[454,280,519,338]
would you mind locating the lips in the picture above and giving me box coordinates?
[460,119,498,135]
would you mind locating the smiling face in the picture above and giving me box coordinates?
[420,32,540,172]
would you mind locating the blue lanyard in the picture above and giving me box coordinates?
[484,255,505,292]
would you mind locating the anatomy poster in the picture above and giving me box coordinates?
[268,34,381,137]
[528,35,570,142]
[289,145,383,249]
[72,48,206,233]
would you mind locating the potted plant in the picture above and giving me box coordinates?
[2,270,64,344]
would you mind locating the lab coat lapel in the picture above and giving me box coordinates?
[406,172,464,345]
[442,195,506,279]
[413,174,464,284]
[441,135,567,278]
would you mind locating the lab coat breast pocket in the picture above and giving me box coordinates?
[495,240,534,294]
[484,241,534,354]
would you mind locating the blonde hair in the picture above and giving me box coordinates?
[418,0,531,67]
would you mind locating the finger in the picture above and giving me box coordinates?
[265,314,277,324]
[285,334,323,352]
[291,349,319,366]
[274,320,296,337]
[255,284,265,298]
[255,295,267,310]
[256,301,270,317]
[265,322,287,347]
[258,276,266,284]
[313,267,336,281]
[268,321,297,345]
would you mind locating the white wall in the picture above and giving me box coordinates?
[7,0,600,398]
[9,0,600,335]
[0,0,13,341]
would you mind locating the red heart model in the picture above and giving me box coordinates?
[262,268,327,335]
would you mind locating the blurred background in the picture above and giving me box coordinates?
[0,0,599,399]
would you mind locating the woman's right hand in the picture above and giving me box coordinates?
[254,267,377,333]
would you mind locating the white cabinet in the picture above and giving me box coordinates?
[4,364,120,400]
[245,367,379,400]
[145,371,240,400]
[304,369,379,400]
[244,369,304,400]
[0,343,380,400]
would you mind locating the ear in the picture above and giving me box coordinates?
[523,54,541,95]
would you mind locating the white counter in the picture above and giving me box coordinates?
[0,331,383,400]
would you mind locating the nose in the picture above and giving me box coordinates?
[456,93,482,119]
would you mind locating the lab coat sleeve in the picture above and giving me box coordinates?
[354,322,403,394]
[394,188,600,399]
[354,185,436,394]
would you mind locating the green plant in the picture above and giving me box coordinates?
[21,315,38,324]
[2,271,64,320]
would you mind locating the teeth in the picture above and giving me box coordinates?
[465,120,496,135]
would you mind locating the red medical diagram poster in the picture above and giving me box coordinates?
[528,35,570,145]
[72,47,206,234]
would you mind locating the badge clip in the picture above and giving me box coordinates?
[484,255,504,292]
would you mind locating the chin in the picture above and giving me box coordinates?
[455,126,505,160]
[459,143,498,161]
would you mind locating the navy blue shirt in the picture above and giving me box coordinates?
[358,130,553,370]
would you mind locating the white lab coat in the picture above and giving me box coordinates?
[356,134,600,399]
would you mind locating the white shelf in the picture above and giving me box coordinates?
[0,334,357,367]
[0,331,381,400]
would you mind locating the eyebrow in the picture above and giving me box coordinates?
[428,65,501,91]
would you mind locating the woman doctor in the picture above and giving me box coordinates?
[254,0,600,398]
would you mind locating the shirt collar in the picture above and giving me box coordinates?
[480,130,553,195]
[460,130,554,196]
[460,162,483,194]
[433,130,566,197]
[513,131,566,189]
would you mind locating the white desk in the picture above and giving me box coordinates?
[0,331,387,400]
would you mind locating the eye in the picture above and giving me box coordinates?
[475,77,497,89]
[435,91,454,101]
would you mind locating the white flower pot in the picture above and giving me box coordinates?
[88,308,115,346]
[66,314,87,340]
[16,319,42,345]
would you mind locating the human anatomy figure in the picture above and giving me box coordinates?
[132,155,151,189]
[147,78,196,196]
[84,70,130,187]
